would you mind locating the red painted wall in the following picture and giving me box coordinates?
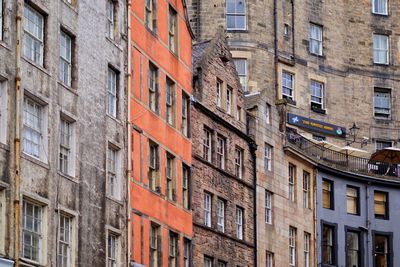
[129,0,193,265]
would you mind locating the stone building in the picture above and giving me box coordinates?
[128,0,194,266]
[188,0,400,265]
[191,29,256,267]
[0,0,128,266]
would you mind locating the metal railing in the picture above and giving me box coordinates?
[286,131,400,178]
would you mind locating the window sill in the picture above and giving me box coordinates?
[106,195,124,205]
[0,40,11,51]
[311,106,326,114]
[106,113,123,125]
[61,0,78,13]
[371,12,389,17]
[374,117,391,122]
[145,27,158,38]
[22,57,51,77]
[0,142,10,152]
[58,171,78,183]
[106,36,123,51]
[58,81,78,96]
[21,153,50,170]
[309,52,324,58]
[20,258,46,267]
[373,62,390,66]
[283,97,296,106]
[227,29,248,33]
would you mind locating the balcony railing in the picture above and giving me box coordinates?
[286,130,400,178]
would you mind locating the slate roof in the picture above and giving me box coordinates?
[192,40,211,75]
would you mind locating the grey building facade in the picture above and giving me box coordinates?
[0,0,128,266]
[317,167,400,267]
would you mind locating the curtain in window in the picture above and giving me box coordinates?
[374,192,386,216]
[373,35,388,63]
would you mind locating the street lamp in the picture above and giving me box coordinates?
[347,122,360,146]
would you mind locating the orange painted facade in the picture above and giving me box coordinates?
[129,0,193,265]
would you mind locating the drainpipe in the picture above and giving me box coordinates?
[365,183,371,267]
[291,0,295,57]
[126,0,132,265]
[273,0,278,99]
[14,1,23,266]
[250,141,257,267]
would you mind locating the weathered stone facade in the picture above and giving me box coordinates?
[188,0,400,266]
[0,0,128,266]
[191,30,256,266]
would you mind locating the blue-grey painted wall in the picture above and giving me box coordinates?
[316,169,400,267]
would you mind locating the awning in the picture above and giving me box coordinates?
[370,147,400,164]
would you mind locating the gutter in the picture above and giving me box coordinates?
[14,1,23,266]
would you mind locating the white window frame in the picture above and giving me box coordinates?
[265,190,272,224]
[375,140,392,151]
[0,80,7,144]
[23,95,48,162]
[59,117,76,177]
[266,252,273,267]
[107,145,121,200]
[288,164,296,202]
[265,103,271,124]
[203,128,212,162]
[310,80,324,109]
[22,199,47,264]
[289,227,296,266]
[282,71,294,101]
[264,144,272,172]
[23,4,44,66]
[182,164,190,209]
[107,67,118,118]
[204,193,212,227]
[304,232,310,267]
[204,256,213,267]
[181,92,190,137]
[226,0,246,30]
[216,135,226,170]
[373,34,389,64]
[309,23,323,56]
[216,79,222,107]
[166,78,175,126]
[150,223,160,267]
[303,171,310,209]
[59,31,72,87]
[58,212,74,267]
[106,0,115,39]
[374,89,391,119]
[145,0,157,32]
[233,58,247,91]
[106,231,119,267]
[226,86,232,114]
[168,6,177,53]
[166,153,176,201]
[234,147,243,179]
[236,207,243,240]
[217,199,225,232]
[372,0,388,15]
[168,231,178,267]
[183,238,191,267]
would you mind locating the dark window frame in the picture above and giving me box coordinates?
[320,220,338,267]
[345,226,364,267]
[322,178,334,210]
[346,185,360,216]
[374,190,389,220]
[372,230,393,267]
